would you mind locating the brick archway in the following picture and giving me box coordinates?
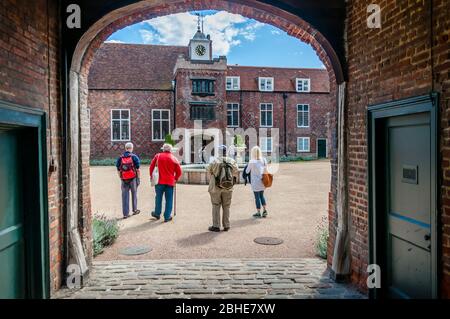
[67,0,343,278]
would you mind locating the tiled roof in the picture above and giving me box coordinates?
[88,43,188,90]
[88,44,329,93]
[226,65,329,93]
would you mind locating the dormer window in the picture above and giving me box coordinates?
[259,77,274,92]
[192,79,215,96]
[296,78,311,92]
[226,77,240,91]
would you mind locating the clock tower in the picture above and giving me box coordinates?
[189,15,212,62]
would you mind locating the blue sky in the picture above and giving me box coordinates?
[106,10,324,69]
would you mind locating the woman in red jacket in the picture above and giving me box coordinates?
[149,144,182,222]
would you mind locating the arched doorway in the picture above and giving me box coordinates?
[66,0,347,287]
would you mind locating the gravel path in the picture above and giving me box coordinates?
[90,161,331,260]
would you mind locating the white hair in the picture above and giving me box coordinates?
[125,142,134,151]
[162,144,173,152]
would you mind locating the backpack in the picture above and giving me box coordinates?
[215,159,235,190]
[119,155,137,181]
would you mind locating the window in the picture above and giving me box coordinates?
[296,78,311,92]
[259,77,274,91]
[260,137,273,153]
[192,79,214,95]
[297,104,310,127]
[190,104,215,120]
[111,109,130,141]
[227,103,240,127]
[260,103,273,127]
[152,109,170,141]
[297,137,310,152]
[226,76,240,90]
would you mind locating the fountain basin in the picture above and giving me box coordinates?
[179,164,246,185]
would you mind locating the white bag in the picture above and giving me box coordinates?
[151,166,159,187]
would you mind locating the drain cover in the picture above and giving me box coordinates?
[254,237,284,245]
[119,246,152,256]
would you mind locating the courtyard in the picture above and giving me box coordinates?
[91,161,331,260]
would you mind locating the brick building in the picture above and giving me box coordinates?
[88,26,332,162]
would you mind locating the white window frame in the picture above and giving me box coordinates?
[260,103,273,128]
[296,78,311,92]
[152,109,171,142]
[260,137,273,153]
[259,77,274,92]
[226,76,240,91]
[227,103,240,127]
[297,137,310,152]
[297,104,310,128]
[111,109,131,142]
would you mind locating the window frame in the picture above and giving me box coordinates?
[297,137,311,152]
[296,78,311,93]
[297,104,310,128]
[111,109,131,142]
[227,103,240,128]
[226,76,240,91]
[260,103,273,128]
[152,109,171,142]
[258,77,274,92]
[190,104,216,121]
[260,137,273,153]
[192,79,215,96]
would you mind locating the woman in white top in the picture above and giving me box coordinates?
[245,146,268,218]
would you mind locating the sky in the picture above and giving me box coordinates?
[106,10,324,69]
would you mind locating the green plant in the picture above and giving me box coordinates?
[315,216,329,259]
[233,135,245,147]
[90,158,151,166]
[164,134,175,146]
[93,215,119,256]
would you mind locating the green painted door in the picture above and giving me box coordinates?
[0,129,26,298]
[386,113,432,298]
[317,139,327,158]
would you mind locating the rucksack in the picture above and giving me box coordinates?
[119,155,137,181]
[215,159,235,190]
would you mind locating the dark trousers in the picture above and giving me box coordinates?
[121,178,138,217]
[154,184,174,221]
[253,191,267,210]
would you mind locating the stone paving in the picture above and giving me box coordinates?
[55,258,365,299]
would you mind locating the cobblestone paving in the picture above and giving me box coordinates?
[54,258,365,299]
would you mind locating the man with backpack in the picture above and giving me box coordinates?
[207,145,239,232]
[116,142,141,219]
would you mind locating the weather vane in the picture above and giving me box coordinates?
[196,12,204,33]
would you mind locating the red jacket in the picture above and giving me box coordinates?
[150,152,182,186]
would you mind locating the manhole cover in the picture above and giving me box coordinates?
[119,246,152,256]
[254,237,284,245]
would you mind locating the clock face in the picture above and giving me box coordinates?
[195,44,206,56]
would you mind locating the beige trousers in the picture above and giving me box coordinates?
[209,189,233,229]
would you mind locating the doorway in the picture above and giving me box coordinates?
[317,138,327,158]
[368,94,438,299]
[0,102,50,299]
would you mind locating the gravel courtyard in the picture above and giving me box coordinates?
[91,161,330,260]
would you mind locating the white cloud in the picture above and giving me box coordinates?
[141,11,263,55]
[271,30,282,35]
[105,39,124,43]
[139,29,158,44]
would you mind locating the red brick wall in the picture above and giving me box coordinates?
[0,0,63,293]
[346,0,450,295]
[88,90,173,159]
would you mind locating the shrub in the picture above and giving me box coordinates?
[164,134,175,146]
[93,215,119,256]
[90,158,151,166]
[315,216,329,259]
[278,155,316,162]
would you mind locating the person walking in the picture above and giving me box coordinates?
[207,145,239,232]
[149,144,182,222]
[116,142,141,219]
[245,146,269,218]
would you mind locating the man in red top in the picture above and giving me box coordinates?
[150,144,182,222]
